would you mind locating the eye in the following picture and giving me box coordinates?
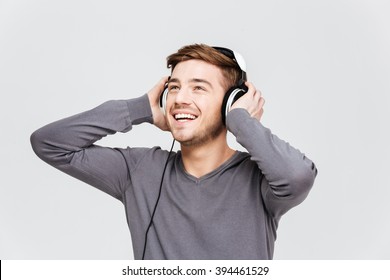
[193,86,205,92]
[168,85,179,92]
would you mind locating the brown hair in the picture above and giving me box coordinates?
[166,44,241,91]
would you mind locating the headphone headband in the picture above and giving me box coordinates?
[212,46,247,83]
[160,46,248,125]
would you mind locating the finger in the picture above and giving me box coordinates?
[259,96,265,108]
[253,90,262,102]
[258,107,264,120]
[159,76,170,87]
[152,76,170,97]
[244,81,256,95]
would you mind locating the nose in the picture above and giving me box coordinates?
[172,87,192,105]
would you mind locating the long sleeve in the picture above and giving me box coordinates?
[30,94,153,200]
[226,108,317,218]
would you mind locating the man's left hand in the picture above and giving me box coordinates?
[230,82,265,121]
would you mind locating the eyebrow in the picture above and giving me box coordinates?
[168,78,213,89]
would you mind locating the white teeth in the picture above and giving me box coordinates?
[174,113,196,120]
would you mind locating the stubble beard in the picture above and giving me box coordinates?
[172,117,225,148]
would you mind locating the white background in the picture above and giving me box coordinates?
[1,0,389,259]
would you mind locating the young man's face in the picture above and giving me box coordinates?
[165,59,227,147]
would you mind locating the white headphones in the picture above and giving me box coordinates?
[159,46,247,125]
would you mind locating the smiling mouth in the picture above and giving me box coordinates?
[174,113,198,122]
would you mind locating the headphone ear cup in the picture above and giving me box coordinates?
[221,85,247,125]
[159,86,169,115]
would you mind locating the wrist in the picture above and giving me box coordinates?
[226,108,250,134]
[126,94,154,125]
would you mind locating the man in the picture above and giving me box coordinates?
[31,44,317,259]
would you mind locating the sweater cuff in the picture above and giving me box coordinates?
[226,108,252,135]
[126,94,154,126]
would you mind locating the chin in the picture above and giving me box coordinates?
[171,135,195,146]
[169,120,225,147]
[173,134,216,148]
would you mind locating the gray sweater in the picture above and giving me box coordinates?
[30,94,317,259]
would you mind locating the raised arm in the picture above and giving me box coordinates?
[30,95,154,200]
[226,82,317,217]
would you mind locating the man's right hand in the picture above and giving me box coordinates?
[147,76,170,131]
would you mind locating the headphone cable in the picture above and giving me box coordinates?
[141,138,176,260]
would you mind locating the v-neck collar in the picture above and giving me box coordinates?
[176,150,242,183]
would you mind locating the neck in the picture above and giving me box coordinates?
[180,133,235,178]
